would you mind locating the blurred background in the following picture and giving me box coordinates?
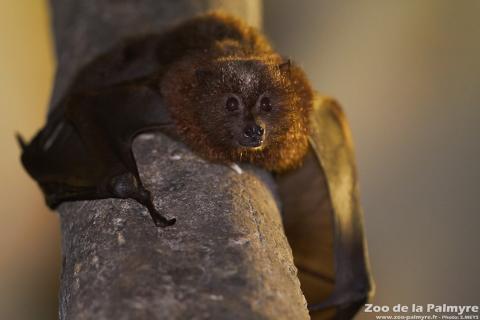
[1,0,478,319]
[0,1,60,320]
[264,1,480,318]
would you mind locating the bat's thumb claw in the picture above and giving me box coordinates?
[15,132,27,151]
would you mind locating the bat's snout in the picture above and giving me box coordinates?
[239,123,265,148]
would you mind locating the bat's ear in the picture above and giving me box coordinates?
[278,59,291,75]
[195,68,215,83]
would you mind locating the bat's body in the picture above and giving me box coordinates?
[18,12,372,318]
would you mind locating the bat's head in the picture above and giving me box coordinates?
[162,55,313,171]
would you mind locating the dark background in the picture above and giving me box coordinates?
[1,1,478,319]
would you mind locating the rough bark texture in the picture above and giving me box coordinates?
[51,1,309,319]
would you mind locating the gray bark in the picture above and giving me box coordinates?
[50,1,309,319]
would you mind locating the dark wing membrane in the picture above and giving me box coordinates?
[19,84,175,226]
[19,107,106,206]
[276,96,374,319]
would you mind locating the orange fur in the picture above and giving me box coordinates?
[160,12,313,172]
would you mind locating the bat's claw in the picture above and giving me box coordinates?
[108,173,177,227]
[15,132,27,150]
[152,215,176,228]
[137,187,176,227]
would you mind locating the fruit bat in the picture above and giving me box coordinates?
[17,12,373,319]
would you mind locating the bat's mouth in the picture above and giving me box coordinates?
[238,136,264,148]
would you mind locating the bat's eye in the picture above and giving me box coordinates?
[260,97,272,112]
[226,96,240,112]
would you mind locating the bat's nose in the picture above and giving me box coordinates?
[239,123,265,148]
[243,124,264,139]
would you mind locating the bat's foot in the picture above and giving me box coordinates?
[136,188,176,228]
[109,173,176,227]
[151,213,176,228]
